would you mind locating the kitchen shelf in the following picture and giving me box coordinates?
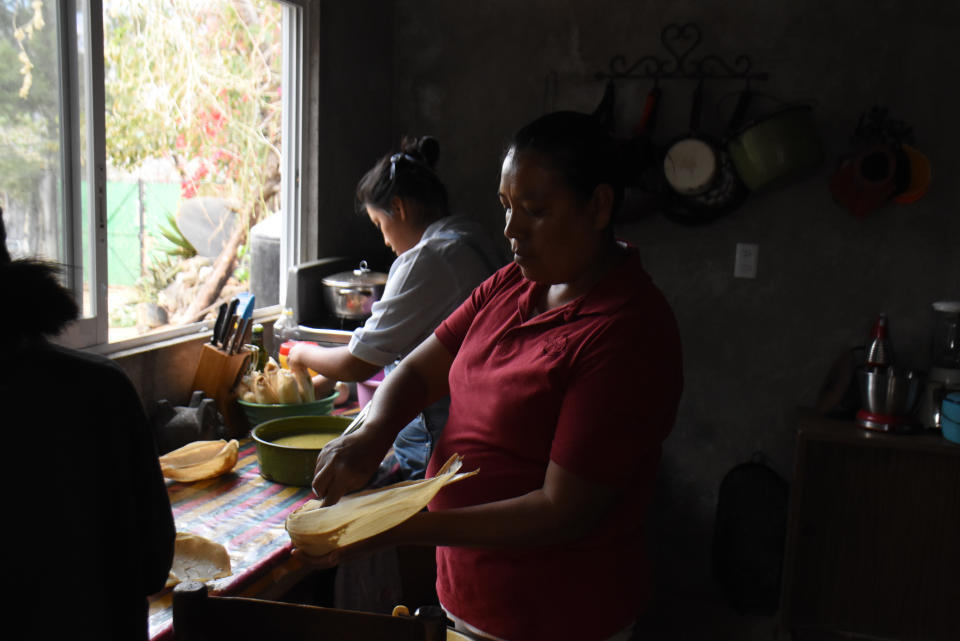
[781,411,960,641]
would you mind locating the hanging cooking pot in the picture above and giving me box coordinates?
[660,81,749,225]
[592,80,617,133]
[620,83,668,221]
[320,260,388,320]
[726,102,824,191]
[828,143,910,218]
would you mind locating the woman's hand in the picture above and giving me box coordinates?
[312,428,392,504]
[312,336,455,504]
[309,373,337,398]
[290,523,404,568]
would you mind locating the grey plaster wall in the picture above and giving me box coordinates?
[312,0,397,272]
[388,0,960,633]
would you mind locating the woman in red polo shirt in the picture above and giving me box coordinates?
[307,111,683,641]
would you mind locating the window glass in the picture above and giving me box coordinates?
[0,1,74,296]
[102,0,286,342]
[2,0,300,350]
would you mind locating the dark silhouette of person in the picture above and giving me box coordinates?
[1,207,175,641]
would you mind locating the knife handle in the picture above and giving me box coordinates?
[221,314,238,351]
[222,299,239,345]
[211,302,228,344]
[230,318,250,355]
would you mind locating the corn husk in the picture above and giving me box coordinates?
[286,454,477,556]
[235,355,321,406]
[252,372,279,404]
[165,532,232,588]
[234,374,252,399]
[293,367,315,403]
[159,439,239,482]
[275,368,301,404]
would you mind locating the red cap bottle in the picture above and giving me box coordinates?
[865,313,892,367]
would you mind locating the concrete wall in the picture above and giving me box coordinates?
[115,1,958,635]
[386,0,960,634]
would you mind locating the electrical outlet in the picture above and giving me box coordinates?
[734,243,759,279]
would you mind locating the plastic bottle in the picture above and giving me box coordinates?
[279,340,319,374]
[271,307,296,359]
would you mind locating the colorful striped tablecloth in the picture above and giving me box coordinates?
[148,438,314,640]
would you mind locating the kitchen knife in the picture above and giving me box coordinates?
[220,298,239,347]
[211,302,227,345]
[221,314,238,351]
[230,317,250,355]
[235,292,255,320]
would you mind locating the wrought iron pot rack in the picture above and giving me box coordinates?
[595,22,768,83]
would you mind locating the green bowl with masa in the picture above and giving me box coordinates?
[251,414,353,486]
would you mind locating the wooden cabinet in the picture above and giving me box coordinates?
[781,413,960,641]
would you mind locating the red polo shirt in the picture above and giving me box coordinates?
[428,249,683,641]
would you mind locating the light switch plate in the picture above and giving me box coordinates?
[734,243,759,279]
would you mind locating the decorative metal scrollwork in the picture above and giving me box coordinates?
[595,23,768,82]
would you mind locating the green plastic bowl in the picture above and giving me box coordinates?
[251,415,352,486]
[237,390,338,429]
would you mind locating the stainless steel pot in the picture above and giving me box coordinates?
[320,260,387,320]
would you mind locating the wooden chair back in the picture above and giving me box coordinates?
[172,581,446,641]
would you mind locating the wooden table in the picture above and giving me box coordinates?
[148,438,316,640]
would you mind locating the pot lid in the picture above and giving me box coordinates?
[321,260,388,287]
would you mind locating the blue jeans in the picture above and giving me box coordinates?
[383,363,450,480]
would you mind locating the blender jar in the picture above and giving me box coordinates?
[931,301,960,369]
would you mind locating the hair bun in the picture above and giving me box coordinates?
[417,136,441,169]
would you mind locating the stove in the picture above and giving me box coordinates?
[285,256,369,346]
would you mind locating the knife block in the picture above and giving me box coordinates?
[191,343,253,438]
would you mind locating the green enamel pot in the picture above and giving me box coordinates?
[726,105,823,191]
[251,415,352,486]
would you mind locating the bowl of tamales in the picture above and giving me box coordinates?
[237,390,338,429]
[251,415,352,486]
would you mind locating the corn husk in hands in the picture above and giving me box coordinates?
[286,454,477,557]
[165,532,232,588]
[159,439,239,482]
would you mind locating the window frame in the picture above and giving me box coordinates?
[53,0,312,355]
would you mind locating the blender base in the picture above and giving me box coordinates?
[855,409,917,433]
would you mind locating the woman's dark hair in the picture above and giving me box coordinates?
[355,135,449,221]
[507,111,626,222]
[0,207,79,342]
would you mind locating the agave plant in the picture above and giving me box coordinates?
[157,211,197,258]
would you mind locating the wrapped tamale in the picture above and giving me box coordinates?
[293,367,315,403]
[165,532,232,587]
[274,368,301,404]
[252,372,279,404]
[159,439,239,482]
